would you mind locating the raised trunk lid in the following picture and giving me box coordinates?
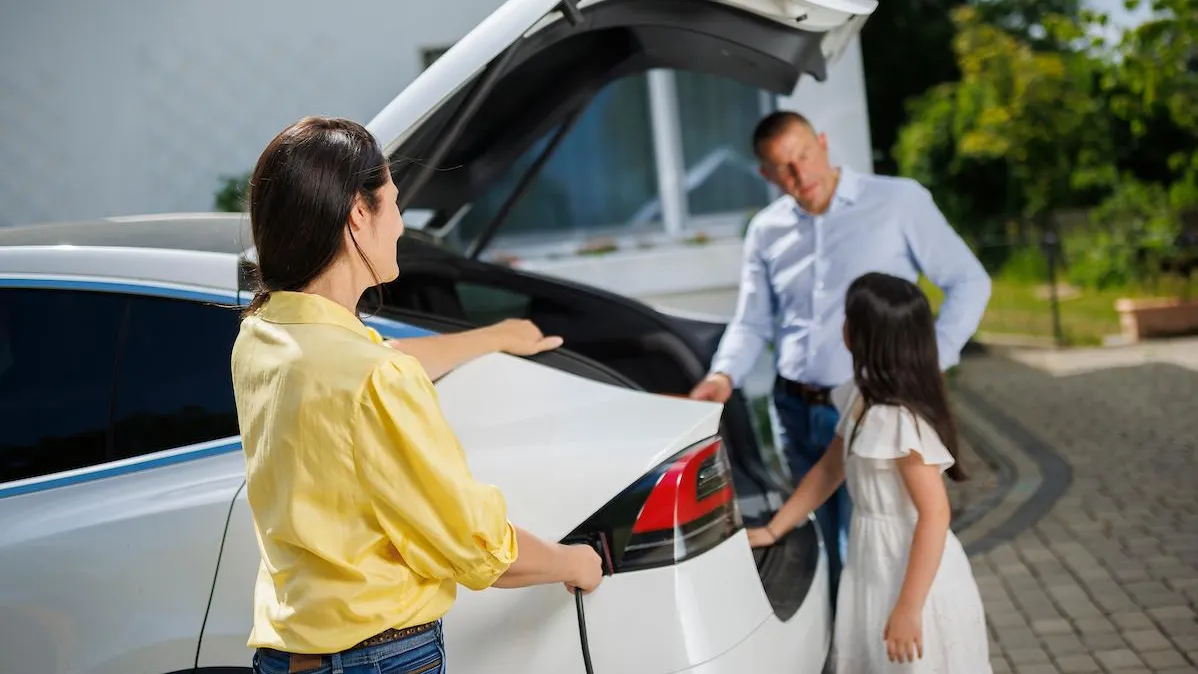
[366,0,875,222]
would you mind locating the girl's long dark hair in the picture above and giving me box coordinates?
[844,272,968,482]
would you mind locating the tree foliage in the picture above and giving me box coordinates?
[893,6,1114,235]
[891,0,1198,289]
[860,0,963,175]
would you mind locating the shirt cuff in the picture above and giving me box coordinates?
[454,521,519,591]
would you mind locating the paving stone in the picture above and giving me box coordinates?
[1122,627,1174,652]
[1080,631,1129,652]
[998,627,1045,650]
[1006,647,1052,665]
[1040,633,1087,657]
[1073,617,1117,634]
[1138,649,1190,669]
[1111,612,1157,631]
[1147,605,1197,621]
[991,611,1033,627]
[1172,633,1198,651]
[1015,665,1060,674]
[1093,649,1145,669]
[1054,654,1101,673]
[1032,618,1075,636]
[1155,617,1198,637]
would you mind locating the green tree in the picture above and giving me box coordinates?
[861,0,1087,175]
[214,171,250,212]
[894,6,1117,237]
[861,1,963,175]
[972,0,1083,50]
[1097,0,1198,207]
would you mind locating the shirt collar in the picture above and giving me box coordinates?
[256,291,382,344]
[792,166,860,218]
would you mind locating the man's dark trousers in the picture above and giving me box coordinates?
[770,380,851,608]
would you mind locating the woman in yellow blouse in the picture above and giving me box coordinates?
[231,116,604,674]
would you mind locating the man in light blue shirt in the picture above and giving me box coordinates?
[690,111,990,599]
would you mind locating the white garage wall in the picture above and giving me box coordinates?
[0,0,504,228]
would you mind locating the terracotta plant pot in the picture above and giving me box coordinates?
[1115,297,1198,342]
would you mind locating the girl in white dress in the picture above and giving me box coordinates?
[747,272,992,672]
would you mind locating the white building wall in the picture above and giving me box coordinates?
[0,0,505,228]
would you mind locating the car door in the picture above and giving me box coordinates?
[0,280,246,674]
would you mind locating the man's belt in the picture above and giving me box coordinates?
[775,375,833,406]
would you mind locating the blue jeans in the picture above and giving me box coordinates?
[770,384,851,607]
[253,622,445,674]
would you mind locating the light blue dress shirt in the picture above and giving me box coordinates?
[710,168,992,389]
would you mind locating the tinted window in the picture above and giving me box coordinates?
[455,282,531,325]
[111,296,240,457]
[0,288,125,483]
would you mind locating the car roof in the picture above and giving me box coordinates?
[0,213,253,255]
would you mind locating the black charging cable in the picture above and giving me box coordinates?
[572,532,612,674]
[575,587,595,674]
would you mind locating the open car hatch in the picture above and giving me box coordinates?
[366,0,875,254]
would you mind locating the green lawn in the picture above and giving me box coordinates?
[920,276,1192,346]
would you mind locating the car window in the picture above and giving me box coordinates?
[111,296,241,458]
[0,288,125,483]
[455,282,532,325]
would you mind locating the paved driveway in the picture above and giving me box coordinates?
[953,338,1198,673]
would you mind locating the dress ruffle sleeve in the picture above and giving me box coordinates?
[848,403,955,473]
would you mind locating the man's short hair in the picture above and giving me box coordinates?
[752,110,814,158]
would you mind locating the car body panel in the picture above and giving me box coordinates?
[0,443,246,674]
[0,246,240,292]
[203,527,829,674]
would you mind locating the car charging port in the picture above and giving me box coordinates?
[562,531,612,674]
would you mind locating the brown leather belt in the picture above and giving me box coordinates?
[775,375,833,406]
[287,621,437,673]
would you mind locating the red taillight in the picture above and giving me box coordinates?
[632,439,733,532]
[564,436,742,573]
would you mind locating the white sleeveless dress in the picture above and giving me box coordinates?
[831,383,992,674]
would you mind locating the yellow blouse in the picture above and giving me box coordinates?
[230,291,518,654]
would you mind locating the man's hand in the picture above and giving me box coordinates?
[689,373,733,403]
[483,319,564,356]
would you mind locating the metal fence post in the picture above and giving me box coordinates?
[1043,229,1064,346]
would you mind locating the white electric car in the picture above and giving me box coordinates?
[0,0,875,671]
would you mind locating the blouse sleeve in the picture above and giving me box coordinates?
[850,404,955,473]
[351,355,518,591]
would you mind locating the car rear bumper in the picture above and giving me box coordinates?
[682,532,831,673]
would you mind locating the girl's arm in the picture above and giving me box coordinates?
[894,452,951,609]
[885,451,952,662]
[748,435,846,547]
